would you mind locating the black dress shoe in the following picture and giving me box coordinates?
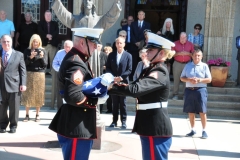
[109,122,117,127]
[0,129,6,133]
[121,123,127,129]
[9,128,16,133]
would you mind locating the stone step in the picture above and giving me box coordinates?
[169,94,240,102]
[126,92,240,103]
[43,99,56,108]
[122,103,240,118]
[45,84,52,91]
[45,77,240,94]
[167,106,240,118]
[44,77,240,118]
[169,86,240,95]
[169,100,240,110]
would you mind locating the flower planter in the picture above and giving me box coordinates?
[210,66,228,87]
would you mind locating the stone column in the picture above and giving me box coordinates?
[204,0,236,62]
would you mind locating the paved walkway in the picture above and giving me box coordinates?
[0,106,240,160]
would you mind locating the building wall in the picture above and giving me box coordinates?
[101,0,125,47]
[186,0,239,81]
[231,0,240,81]
[186,0,206,39]
[0,0,14,21]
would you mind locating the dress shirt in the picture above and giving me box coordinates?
[2,48,12,64]
[138,20,143,28]
[127,26,130,43]
[173,40,194,63]
[117,50,124,65]
[181,61,211,87]
[187,33,204,48]
[0,19,15,38]
[52,49,67,72]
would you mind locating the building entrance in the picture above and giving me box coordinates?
[125,0,188,41]
[14,0,73,48]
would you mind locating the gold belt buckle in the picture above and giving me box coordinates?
[190,87,194,90]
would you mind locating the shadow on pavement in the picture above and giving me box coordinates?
[197,149,240,158]
[0,142,45,148]
[105,127,132,131]
[0,151,42,160]
[170,149,240,158]
[170,149,198,155]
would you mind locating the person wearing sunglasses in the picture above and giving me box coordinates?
[116,18,128,37]
[188,23,204,50]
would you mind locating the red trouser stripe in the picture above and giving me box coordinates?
[149,136,155,160]
[71,138,77,160]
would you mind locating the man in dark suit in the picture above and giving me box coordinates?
[122,15,134,50]
[0,34,27,133]
[38,10,59,108]
[130,11,151,80]
[106,37,132,129]
[38,10,59,74]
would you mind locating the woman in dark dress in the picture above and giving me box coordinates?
[157,18,174,77]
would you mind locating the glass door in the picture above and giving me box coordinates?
[15,0,73,48]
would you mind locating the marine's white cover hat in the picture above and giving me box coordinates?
[71,28,104,44]
[145,32,175,50]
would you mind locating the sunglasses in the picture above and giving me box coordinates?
[195,28,200,30]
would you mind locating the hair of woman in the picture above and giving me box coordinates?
[28,34,43,49]
[162,18,174,35]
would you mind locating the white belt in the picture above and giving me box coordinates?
[137,102,168,110]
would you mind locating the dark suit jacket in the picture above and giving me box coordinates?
[0,49,27,93]
[99,51,107,74]
[122,25,130,42]
[130,20,151,44]
[38,20,59,47]
[106,51,132,84]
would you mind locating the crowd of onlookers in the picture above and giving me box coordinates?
[0,8,205,132]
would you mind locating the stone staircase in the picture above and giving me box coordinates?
[44,76,240,118]
[44,75,55,108]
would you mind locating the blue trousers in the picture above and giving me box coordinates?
[57,134,93,160]
[140,136,172,160]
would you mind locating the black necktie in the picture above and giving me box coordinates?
[47,23,50,33]
[138,21,142,30]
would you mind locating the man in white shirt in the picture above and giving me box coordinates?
[52,40,73,109]
[106,37,132,129]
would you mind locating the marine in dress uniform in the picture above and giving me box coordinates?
[49,28,108,160]
[108,32,176,160]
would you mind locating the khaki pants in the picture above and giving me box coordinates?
[43,44,57,73]
[173,61,186,95]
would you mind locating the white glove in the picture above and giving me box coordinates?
[100,73,114,88]
[97,94,109,105]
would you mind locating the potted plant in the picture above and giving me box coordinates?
[207,58,231,87]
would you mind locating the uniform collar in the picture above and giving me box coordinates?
[71,47,89,62]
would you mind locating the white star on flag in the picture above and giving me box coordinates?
[84,81,92,88]
[92,87,101,95]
